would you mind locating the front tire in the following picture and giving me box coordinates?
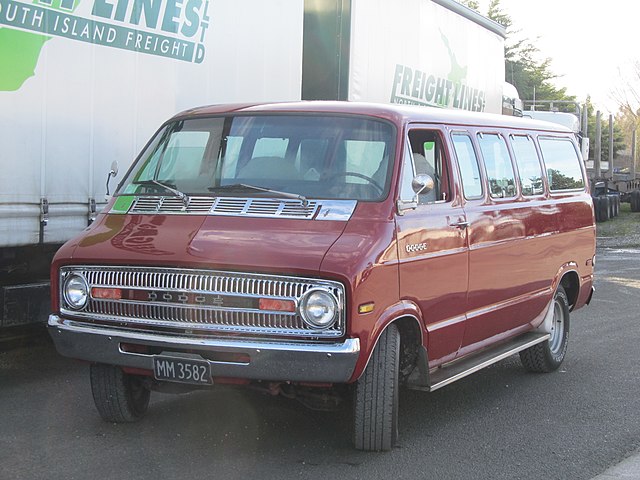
[90,364,150,422]
[520,285,570,373]
[353,324,400,451]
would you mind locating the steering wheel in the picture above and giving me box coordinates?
[326,172,384,194]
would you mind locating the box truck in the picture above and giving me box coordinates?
[0,0,505,326]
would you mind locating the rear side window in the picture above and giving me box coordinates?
[538,137,585,191]
[452,133,483,199]
[477,133,516,198]
[511,135,544,196]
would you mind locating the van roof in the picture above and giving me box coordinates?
[172,101,573,133]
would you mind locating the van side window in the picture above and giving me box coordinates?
[408,130,449,203]
[510,135,544,196]
[399,144,417,202]
[538,137,585,191]
[477,133,516,199]
[451,133,483,199]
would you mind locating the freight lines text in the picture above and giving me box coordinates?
[391,64,486,112]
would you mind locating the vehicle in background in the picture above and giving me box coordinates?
[0,0,506,327]
[49,101,595,451]
[522,110,590,160]
[502,82,523,116]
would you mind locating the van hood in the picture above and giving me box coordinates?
[66,213,349,274]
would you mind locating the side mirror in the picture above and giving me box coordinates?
[411,174,435,196]
[397,174,436,215]
[105,161,119,198]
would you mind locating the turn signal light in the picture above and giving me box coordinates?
[91,287,123,300]
[259,298,296,312]
[358,302,375,314]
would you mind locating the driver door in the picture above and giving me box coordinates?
[395,126,469,366]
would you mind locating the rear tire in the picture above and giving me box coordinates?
[90,364,150,422]
[520,286,570,373]
[599,196,610,222]
[631,191,640,212]
[354,324,400,451]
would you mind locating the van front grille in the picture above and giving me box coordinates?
[59,266,345,339]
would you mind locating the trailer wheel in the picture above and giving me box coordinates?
[90,364,150,422]
[520,286,570,373]
[354,324,400,451]
[597,196,610,222]
[631,191,640,212]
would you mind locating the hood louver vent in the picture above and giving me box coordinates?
[211,198,319,219]
[131,196,215,214]
[129,196,320,219]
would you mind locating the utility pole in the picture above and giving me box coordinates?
[632,129,637,179]
[595,111,601,179]
[609,114,614,180]
[582,103,589,162]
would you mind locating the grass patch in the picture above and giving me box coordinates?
[596,202,640,238]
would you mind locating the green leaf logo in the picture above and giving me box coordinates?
[0,0,82,91]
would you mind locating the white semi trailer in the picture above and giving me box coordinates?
[0,0,505,326]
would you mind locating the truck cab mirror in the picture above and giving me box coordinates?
[105,161,119,198]
[412,174,435,196]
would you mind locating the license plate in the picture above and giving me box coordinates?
[153,356,212,385]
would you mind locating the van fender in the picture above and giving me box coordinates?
[552,262,581,308]
[552,262,579,290]
[349,300,427,383]
[535,263,579,334]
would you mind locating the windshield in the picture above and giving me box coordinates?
[117,115,396,201]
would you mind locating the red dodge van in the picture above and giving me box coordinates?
[49,102,595,451]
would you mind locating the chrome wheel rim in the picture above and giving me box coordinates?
[549,299,565,354]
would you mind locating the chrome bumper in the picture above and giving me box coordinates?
[48,315,360,383]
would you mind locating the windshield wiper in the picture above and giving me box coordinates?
[135,179,190,207]
[209,183,309,207]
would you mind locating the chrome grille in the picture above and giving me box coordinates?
[60,266,345,338]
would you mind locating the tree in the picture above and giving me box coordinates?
[611,62,640,123]
[481,0,576,106]
[458,0,480,11]
[611,62,640,162]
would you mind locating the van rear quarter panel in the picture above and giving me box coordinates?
[461,188,595,352]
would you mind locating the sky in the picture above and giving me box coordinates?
[477,0,638,114]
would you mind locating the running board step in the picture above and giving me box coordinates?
[424,332,551,392]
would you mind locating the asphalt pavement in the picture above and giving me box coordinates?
[1,247,639,480]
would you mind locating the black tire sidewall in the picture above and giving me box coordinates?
[353,324,400,451]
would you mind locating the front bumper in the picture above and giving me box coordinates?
[48,315,360,383]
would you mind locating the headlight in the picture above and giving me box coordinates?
[299,288,339,329]
[63,273,89,310]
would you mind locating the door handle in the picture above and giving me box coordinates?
[450,220,469,230]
